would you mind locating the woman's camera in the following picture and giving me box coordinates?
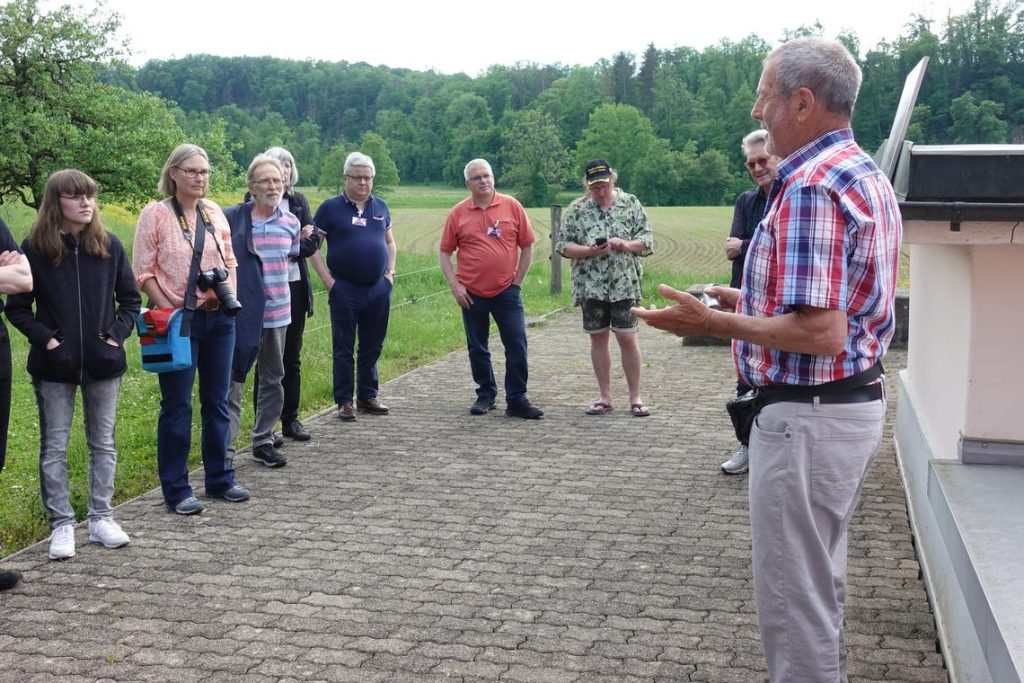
[197,267,242,316]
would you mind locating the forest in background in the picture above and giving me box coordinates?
[2,0,1022,209]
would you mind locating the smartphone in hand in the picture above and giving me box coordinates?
[595,237,607,246]
[698,292,722,309]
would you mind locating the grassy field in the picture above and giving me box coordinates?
[0,186,908,557]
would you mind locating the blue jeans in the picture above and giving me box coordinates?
[461,284,529,406]
[328,277,391,405]
[156,310,237,506]
[34,377,121,528]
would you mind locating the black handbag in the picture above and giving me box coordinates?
[726,390,762,446]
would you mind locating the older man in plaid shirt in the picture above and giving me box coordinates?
[635,37,902,682]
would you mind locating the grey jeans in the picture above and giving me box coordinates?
[34,377,122,529]
[749,397,885,683]
[227,326,287,457]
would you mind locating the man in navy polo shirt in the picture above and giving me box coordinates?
[311,152,397,422]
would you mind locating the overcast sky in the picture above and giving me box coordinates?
[71,0,977,74]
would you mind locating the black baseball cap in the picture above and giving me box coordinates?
[584,159,613,184]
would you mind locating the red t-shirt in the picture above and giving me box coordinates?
[440,192,535,298]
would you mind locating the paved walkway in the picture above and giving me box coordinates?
[0,312,946,682]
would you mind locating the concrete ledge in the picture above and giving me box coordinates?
[928,461,1024,683]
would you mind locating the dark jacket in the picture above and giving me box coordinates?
[223,201,267,383]
[6,233,141,384]
[729,188,768,289]
[243,188,320,316]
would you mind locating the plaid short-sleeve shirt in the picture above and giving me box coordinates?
[735,129,903,388]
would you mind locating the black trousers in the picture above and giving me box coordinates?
[0,321,13,472]
[253,279,309,425]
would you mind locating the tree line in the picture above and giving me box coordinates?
[2,0,1021,210]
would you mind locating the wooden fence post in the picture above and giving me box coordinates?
[549,204,562,295]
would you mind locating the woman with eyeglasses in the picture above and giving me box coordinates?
[6,169,141,560]
[132,144,250,515]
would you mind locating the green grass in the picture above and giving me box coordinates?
[0,185,907,557]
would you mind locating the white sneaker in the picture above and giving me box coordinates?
[48,524,76,560]
[88,518,130,549]
[721,444,750,475]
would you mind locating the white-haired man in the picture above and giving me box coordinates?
[635,38,902,681]
[440,159,542,419]
[311,152,397,422]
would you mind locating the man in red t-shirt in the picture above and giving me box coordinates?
[439,159,542,419]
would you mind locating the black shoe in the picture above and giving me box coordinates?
[273,433,285,449]
[0,569,22,591]
[251,443,288,468]
[506,401,544,419]
[282,419,311,441]
[470,397,497,415]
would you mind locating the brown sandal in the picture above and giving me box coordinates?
[585,401,613,415]
[630,403,651,417]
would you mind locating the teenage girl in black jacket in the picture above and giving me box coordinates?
[6,169,141,561]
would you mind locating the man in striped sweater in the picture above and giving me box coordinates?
[225,155,301,468]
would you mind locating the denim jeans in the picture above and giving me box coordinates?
[328,277,391,405]
[461,284,529,406]
[156,310,237,506]
[34,377,122,529]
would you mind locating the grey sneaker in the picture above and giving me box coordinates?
[169,496,205,515]
[721,444,749,475]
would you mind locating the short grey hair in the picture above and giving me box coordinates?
[741,129,769,156]
[767,37,862,118]
[158,143,209,196]
[246,154,284,184]
[264,146,298,186]
[344,152,375,176]
[464,158,493,180]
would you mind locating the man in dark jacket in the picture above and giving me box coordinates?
[0,217,31,591]
[224,156,303,468]
[258,147,318,442]
[719,129,778,476]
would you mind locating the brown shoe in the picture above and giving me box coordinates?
[357,397,389,415]
[338,403,357,421]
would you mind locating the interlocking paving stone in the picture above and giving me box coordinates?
[0,311,945,681]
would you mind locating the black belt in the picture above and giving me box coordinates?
[760,382,883,406]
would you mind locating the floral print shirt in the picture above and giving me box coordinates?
[556,190,654,305]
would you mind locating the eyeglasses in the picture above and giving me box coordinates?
[745,157,771,170]
[60,193,97,202]
[253,177,284,187]
[176,167,211,179]
[345,174,374,183]
[468,174,492,182]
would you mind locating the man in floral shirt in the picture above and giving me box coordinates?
[556,160,654,417]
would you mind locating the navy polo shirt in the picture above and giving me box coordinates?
[314,193,392,286]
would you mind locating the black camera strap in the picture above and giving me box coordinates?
[170,197,209,337]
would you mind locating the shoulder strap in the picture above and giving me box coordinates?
[170,197,207,336]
